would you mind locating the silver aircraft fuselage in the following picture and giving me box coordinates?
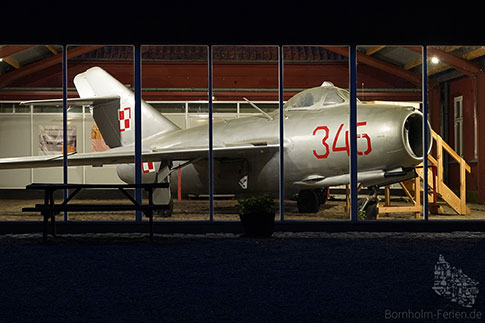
[135,101,429,199]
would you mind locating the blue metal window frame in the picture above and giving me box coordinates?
[62,45,68,221]
[349,45,358,222]
[135,45,143,221]
[422,46,429,221]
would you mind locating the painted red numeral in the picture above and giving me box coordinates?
[313,126,330,159]
[313,122,372,159]
[356,122,372,155]
[332,123,349,156]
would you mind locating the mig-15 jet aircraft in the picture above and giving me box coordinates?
[0,67,431,218]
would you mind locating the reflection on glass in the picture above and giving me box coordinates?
[212,45,280,221]
[142,45,209,221]
[0,45,63,220]
[426,46,480,220]
[283,46,350,220]
[356,45,424,221]
[65,45,134,220]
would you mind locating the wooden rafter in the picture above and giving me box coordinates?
[0,45,35,58]
[403,46,463,71]
[424,47,482,76]
[0,46,103,89]
[463,46,485,60]
[3,57,20,69]
[323,46,421,86]
[365,46,386,56]
[405,46,485,76]
[45,45,59,55]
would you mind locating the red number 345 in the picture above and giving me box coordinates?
[312,122,372,159]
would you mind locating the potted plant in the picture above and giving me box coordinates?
[236,194,276,238]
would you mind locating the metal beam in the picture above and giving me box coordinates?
[323,46,421,86]
[0,46,103,89]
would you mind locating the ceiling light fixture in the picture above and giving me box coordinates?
[431,56,440,64]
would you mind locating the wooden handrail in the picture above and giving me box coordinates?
[432,130,471,173]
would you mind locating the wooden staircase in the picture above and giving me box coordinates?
[379,130,471,217]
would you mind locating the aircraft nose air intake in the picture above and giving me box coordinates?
[402,112,433,160]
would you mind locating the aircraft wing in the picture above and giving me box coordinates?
[0,144,280,170]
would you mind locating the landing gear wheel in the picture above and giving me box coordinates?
[155,198,174,218]
[318,188,328,205]
[358,198,377,220]
[297,190,321,213]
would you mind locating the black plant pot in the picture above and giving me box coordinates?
[239,212,275,238]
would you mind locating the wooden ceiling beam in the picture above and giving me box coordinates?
[322,46,421,86]
[3,56,20,69]
[428,47,481,76]
[407,46,482,76]
[365,46,386,56]
[45,45,59,55]
[0,46,103,89]
[0,45,35,58]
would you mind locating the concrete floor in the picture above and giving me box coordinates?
[1,196,484,222]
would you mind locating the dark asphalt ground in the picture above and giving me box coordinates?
[0,232,483,323]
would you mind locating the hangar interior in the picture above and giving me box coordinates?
[0,45,484,221]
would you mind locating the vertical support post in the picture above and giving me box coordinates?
[134,44,142,222]
[385,186,391,206]
[177,168,182,201]
[62,45,68,221]
[422,46,429,221]
[414,176,421,218]
[460,158,466,214]
[208,45,214,222]
[436,135,443,194]
[278,45,285,221]
[349,45,358,222]
[345,184,350,216]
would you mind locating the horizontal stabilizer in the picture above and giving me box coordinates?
[22,96,122,148]
[21,95,120,107]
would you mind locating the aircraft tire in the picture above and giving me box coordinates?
[155,198,174,217]
[318,188,328,205]
[364,202,378,220]
[297,190,321,213]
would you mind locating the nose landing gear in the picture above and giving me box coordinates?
[358,186,378,220]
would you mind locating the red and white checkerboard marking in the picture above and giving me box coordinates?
[119,107,132,132]
[142,162,155,173]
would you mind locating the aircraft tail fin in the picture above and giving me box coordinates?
[74,67,180,147]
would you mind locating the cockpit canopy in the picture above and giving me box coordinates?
[284,82,360,111]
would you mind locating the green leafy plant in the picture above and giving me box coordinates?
[237,194,275,216]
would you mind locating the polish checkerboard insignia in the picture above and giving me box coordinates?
[119,107,132,132]
[142,162,156,174]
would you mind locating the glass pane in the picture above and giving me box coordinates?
[283,46,349,220]
[67,45,134,220]
[142,45,209,221]
[0,45,62,220]
[0,103,13,113]
[213,45,280,222]
[356,45,424,221]
[427,46,483,220]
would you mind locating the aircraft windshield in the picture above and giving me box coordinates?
[284,85,358,110]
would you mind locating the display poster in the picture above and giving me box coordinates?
[91,125,110,152]
[39,125,77,155]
